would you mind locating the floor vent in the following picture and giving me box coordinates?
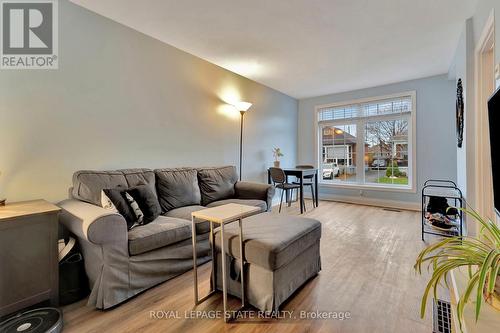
[382,208,402,212]
[433,299,452,333]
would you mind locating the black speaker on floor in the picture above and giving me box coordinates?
[0,308,63,333]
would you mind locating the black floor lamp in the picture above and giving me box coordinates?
[234,101,252,181]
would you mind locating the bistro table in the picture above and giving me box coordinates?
[267,167,319,214]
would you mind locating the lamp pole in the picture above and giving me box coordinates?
[234,101,252,181]
[239,111,244,181]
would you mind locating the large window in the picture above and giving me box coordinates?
[316,92,415,190]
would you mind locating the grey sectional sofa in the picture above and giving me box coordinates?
[58,166,274,309]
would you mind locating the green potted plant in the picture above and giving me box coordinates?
[272,148,284,167]
[415,209,500,331]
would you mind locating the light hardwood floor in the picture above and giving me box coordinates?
[63,200,439,333]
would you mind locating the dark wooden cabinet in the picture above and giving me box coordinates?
[0,200,60,317]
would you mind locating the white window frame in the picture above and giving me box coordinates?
[314,91,417,193]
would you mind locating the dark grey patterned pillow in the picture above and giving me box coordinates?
[124,192,145,229]
[126,184,161,223]
[103,187,144,230]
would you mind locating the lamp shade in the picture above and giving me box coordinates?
[234,101,252,112]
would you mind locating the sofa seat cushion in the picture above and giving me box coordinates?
[207,199,267,213]
[128,216,192,255]
[164,205,210,234]
[214,213,321,270]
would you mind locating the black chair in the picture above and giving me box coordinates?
[293,165,316,208]
[269,167,304,213]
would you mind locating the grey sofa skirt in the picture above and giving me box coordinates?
[81,234,211,309]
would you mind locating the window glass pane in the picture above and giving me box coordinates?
[321,124,357,183]
[364,119,408,186]
[318,96,412,121]
[318,105,359,121]
[362,97,412,117]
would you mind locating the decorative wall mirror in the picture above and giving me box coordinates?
[456,78,464,148]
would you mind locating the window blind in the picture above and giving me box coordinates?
[318,96,412,121]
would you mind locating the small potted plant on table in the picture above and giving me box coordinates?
[273,148,284,167]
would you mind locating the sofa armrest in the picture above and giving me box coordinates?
[58,199,128,246]
[234,181,275,211]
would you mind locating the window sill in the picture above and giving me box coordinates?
[318,181,416,193]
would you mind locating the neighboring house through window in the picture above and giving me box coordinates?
[315,91,416,191]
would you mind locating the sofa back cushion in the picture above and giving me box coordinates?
[197,166,238,206]
[72,169,156,206]
[72,170,128,205]
[120,169,157,199]
[155,168,201,212]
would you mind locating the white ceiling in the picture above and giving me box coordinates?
[70,0,477,99]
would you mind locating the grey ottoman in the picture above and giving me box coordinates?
[213,212,321,311]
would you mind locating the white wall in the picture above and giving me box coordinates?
[298,75,457,209]
[0,0,298,203]
[449,19,475,201]
[449,0,500,232]
[472,0,500,65]
[450,0,500,209]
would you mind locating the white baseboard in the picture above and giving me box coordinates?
[304,193,421,211]
[271,191,420,211]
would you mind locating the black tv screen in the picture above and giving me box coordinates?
[488,87,500,215]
